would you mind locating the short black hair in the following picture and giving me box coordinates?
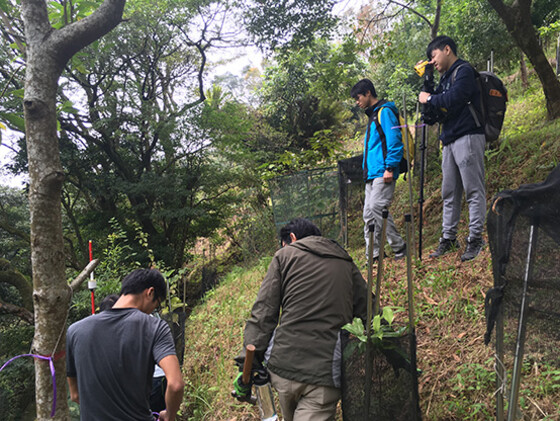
[120,268,166,302]
[280,218,322,245]
[426,35,457,59]
[99,294,119,311]
[351,79,377,100]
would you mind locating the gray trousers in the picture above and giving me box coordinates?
[363,178,405,258]
[270,371,340,421]
[441,133,486,241]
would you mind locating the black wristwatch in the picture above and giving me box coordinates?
[386,167,394,173]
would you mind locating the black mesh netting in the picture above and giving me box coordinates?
[485,164,560,412]
[341,331,421,421]
[269,167,341,239]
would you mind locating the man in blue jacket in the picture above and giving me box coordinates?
[351,79,406,262]
[418,36,486,261]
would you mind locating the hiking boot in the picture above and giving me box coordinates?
[461,237,485,261]
[364,252,387,266]
[429,238,459,258]
[394,244,407,260]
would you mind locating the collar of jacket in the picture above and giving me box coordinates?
[440,58,466,83]
[364,99,385,119]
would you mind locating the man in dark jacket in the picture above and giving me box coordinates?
[351,78,407,262]
[236,218,368,421]
[418,35,486,261]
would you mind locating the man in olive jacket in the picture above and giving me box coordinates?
[236,218,368,421]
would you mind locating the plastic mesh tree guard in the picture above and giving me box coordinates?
[339,156,366,248]
[485,164,560,417]
[269,167,341,240]
[341,330,421,420]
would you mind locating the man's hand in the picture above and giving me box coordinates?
[158,355,184,421]
[418,91,431,104]
[233,372,252,399]
[383,169,394,183]
[67,377,80,404]
[157,409,170,421]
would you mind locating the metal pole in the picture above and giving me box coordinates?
[556,33,559,77]
[403,92,416,256]
[494,209,506,421]
[365,224,375,421]
[405,214,421,420]
[418,123,427,261]
[418,63,433,261]
[374,209,388,317]
[507,222,539,421]
[88,240,96,314]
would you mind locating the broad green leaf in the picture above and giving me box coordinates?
[382,307,394,325]
[372,314,381,332]
[342,317,365,340]
[10,88,24,99]
[0,112,25,132]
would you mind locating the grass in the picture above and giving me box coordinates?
[180,73,560,419]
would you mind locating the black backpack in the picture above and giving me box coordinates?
[452,64,508,143]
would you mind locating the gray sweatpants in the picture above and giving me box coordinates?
[363,178,405,258]
[441,133,486,241]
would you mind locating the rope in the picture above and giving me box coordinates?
[391,123,427,130]
[1,353,58,417]
[493,353,508,398]
[0,285,74,417]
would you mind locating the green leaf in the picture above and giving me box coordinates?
[10,88,25,99]
[372,314,381,332]
[0,112,25,132]
[382,307,394,325]
[342,317,365,340]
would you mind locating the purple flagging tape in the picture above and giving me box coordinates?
[1,353,57,417]
[391,123,426,130]
[153,412,160,420]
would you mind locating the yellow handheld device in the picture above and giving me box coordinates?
[414,60,429,77]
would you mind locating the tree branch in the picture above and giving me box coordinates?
[50,0,126,65]
[0,299,34,324]
[388,0,433,28]
[0,258,33,311]
[69,258,100,290]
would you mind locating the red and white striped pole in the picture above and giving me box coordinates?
[88,240,97,314]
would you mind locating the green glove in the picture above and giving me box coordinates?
[233,372,252,398]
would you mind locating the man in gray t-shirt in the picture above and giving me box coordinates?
[66,269,184,421]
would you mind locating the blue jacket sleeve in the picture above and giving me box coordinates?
[379,107,403,170]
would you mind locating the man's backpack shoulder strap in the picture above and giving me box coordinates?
[451,62,482,128]
[372,100,390,161]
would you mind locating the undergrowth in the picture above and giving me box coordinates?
[181,71,560,419]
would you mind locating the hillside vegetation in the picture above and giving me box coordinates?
[181,72,560,420]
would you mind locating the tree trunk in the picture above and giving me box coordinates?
[20,1,126,419]
[520,52,528,90]
[487,0,560,119]
[431,0,442,39]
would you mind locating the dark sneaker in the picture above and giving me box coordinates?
[394,244,407,260]
[461,237,485,261]
[365,252,387,266]
[429,238,459,258]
